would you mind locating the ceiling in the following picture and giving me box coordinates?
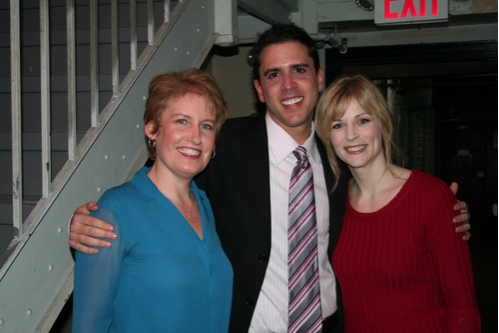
[235,0,498,48]
[234,0,498,79]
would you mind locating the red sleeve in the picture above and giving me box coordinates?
[423,176,481,332]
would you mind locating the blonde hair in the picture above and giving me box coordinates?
[315,74,394,190]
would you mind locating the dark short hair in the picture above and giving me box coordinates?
[251,23,320,82]
[143,68,228,160]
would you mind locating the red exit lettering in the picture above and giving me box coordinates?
[384,0,438,19]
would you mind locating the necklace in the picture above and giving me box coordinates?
[170,192,196,219]
[186,200,195,218]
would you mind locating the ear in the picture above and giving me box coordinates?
[144,121,157,140]
[317,68,325,93]
[254,79,265,103]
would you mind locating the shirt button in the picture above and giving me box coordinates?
[246,297,255,305]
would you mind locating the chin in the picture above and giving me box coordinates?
[342,158,368,169]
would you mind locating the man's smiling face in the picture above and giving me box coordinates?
[253,41,324,140]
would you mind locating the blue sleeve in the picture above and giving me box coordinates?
[72,206,126,333]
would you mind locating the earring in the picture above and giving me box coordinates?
[211,149,216,159]
[148,139,156,148]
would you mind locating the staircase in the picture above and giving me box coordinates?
[0,1,236,332]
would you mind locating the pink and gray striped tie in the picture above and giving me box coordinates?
[288,146,322,333]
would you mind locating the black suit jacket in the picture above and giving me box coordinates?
[195,114,348,332]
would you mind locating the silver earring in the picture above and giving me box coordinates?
[148,139,156,148]
[211,149,216,159]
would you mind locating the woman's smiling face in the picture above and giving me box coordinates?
[145,93,216,180]
[329,100,384,170]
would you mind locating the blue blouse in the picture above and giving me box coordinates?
[73,167,233,333]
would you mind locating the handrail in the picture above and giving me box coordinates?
[1,1,230,331]
[7,0,173,251]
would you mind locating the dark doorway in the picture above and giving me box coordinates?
[325,40,498,332]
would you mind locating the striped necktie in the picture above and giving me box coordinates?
[288,146,322,333]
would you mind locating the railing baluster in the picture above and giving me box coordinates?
[111,0,120,96]
[90,0,99,127]
[10,0,22,237]
[164,0,170,23]
[40,0,51,198]
[67,0,77,160]
[130,0,137,70]
[148,0,154,44]
[7,0,180,246]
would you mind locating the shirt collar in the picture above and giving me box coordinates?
[266,113,319,165]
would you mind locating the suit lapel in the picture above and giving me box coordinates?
[239,115,272,243]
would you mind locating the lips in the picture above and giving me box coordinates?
[177,147,201,157]
[281,96,303,106]
[345,144,367,154]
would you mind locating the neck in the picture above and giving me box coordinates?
[267,111,313,145]
[348,158,393,195]
[283,121,313,145]
[347,161,410,213]
[289,128,312,145]
[147,163,192,200]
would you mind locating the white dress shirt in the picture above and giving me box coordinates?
[249,114,337,333]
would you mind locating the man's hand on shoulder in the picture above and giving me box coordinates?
[449,182,471,241]
[68,202,117,254]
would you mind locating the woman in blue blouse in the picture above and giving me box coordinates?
[72,69,233,333]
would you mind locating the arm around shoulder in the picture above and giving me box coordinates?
[68,201,118,254]
[72,206,125,332]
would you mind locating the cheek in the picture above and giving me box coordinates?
[371,128,383,144]
[203,134,216,150]
[329,134,344,156]
[157,132,174,145]
[332,146,342,157]
[329,132,341,148]
[260,82,279,100]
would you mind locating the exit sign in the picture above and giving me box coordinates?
[375,0,448,25]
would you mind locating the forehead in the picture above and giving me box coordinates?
[258,41,313,72]
[345,99,369,114]
[333,99,365,118]
[165,93,214,115]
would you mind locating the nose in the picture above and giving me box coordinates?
[189,126,201,145]
[345,125,358,141]
[282,73,296,91]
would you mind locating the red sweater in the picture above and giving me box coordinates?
[333,171,480,333]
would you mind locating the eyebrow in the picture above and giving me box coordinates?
[332,112,370,122]
[355,113,370,117]
[291,63,310,69]
[262,63,310,78]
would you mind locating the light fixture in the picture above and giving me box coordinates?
[356,0,374,11]
[315,32,348,54]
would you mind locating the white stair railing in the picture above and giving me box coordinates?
[8,0,176,242]
[0,0,236,332]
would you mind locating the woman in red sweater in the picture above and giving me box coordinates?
[315,75,481,333]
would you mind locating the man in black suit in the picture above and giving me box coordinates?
[69,23,470,332]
